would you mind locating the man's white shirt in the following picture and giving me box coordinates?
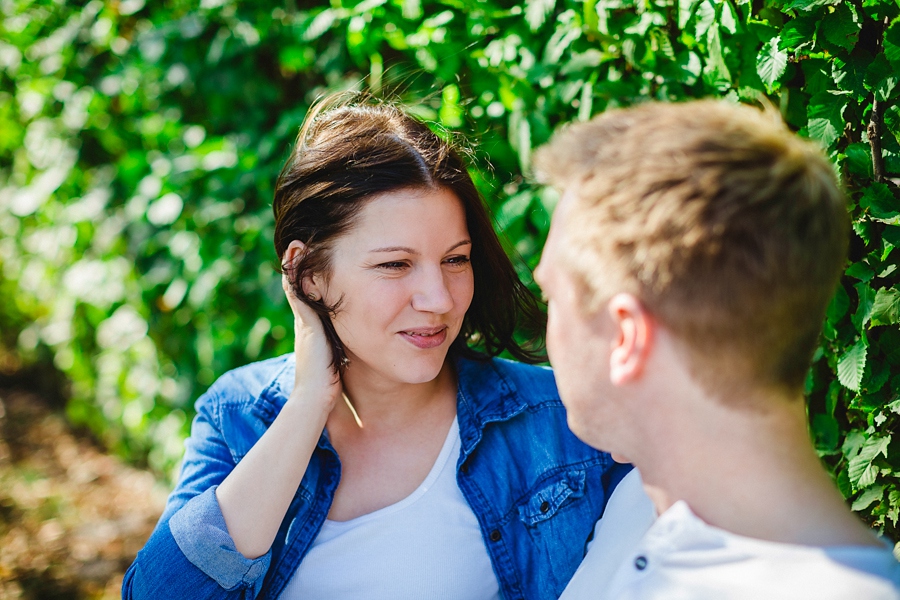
[561,470,900,600]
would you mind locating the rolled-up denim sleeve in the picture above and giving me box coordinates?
[170,486,271,590]
[123,382,273,600]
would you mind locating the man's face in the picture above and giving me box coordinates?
[534,191,618,451]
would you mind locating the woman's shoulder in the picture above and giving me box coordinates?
[197,353,294,411]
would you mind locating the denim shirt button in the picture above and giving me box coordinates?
[489,529,502,542]
[539,501,550,513]
[460,461,469,475]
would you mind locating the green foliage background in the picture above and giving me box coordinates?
[2,0,900,539]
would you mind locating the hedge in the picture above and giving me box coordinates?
[1,0,898,539]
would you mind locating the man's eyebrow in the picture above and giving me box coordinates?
[368,239,472,254]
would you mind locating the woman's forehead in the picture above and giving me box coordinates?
[343,187,470,250]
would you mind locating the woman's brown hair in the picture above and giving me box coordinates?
[274,95,545,370]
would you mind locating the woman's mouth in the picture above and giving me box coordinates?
[399,326,448,349]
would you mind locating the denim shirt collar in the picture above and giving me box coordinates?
[247,354,528,457]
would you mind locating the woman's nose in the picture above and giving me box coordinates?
[410,267,454,313]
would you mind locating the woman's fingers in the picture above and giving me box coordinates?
[282,273,316,323]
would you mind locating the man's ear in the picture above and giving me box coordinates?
[283,240,323,301]
[607,293,654,385]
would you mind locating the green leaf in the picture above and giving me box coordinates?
[496,192,533,231]
[860,183,899,220]
[864,54,898,102]
[439,84,463,128]
[862,359,890,394]
[402,0,422,20]
[303,9,337,41]
[881,326,900,365]
[872,287,900,326]
[832,54,871,100]
[782,0,841,10]
[509,110,532,173]
[543,12,582,64]
[885,18,900,69]
[884,225,900,249]
[848,435,890,490]
[806,91,847,149]
[757,37,788,88]
[525,0,556,31]
[720,1,737,35]
[853,282,875,330]
[846,260,874,282]
[813,413,840,452]
[851,485,884,511]
[826,284,850,323]
[852,220,874,247]
[844,143,873,178]
[819,3,860,51]
[703,26,731,88]
[779,18,815,51]
[837,339,867,391]
[694,0,717,41]
[583,0,599,33]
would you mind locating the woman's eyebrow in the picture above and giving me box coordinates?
[369,246,418,254]
[446,239,472,252]
[368,239,472,254]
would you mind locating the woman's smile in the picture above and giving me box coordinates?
[398,326,448,349]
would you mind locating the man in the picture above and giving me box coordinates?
[532,100,900,599]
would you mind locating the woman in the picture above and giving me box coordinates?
[123,98,629,600]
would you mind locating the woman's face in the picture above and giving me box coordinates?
[310,186,474,387]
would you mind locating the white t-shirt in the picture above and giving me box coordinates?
[279,417,500,600]
[561,470,900,600]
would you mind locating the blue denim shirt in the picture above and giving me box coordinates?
[123,354,631,600]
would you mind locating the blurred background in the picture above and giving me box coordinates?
[2,0,900,597]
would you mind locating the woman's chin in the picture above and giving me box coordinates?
[396,356,450,385]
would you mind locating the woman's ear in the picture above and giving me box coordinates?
[607,293,654,386]
[283,240,323,301]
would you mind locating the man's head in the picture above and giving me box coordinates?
[534,100,848,446]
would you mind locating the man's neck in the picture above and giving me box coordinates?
[632,393,880,548]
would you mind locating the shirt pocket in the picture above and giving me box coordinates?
[517,469,587,527]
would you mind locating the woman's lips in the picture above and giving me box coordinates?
[399,326,448,349]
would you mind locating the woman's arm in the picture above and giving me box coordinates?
[123,384,276,600]
[123,276,340,599]
[215,274,341,558]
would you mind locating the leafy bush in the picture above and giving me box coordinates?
[1,0,898,538]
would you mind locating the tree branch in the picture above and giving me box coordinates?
[868,99,885,183]
[867,16,889,183]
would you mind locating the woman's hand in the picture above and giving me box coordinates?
[282,273,342,413]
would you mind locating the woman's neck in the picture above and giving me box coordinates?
[335,360,458,431]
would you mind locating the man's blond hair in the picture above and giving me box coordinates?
[534,100,849,399]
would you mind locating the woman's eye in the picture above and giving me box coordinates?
[445,255,471,266]
[377,261,409,270]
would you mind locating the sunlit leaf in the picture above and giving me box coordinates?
[525,0,556,31]
[848,435,890,490]
[757,37,788,87]
[807,90,848,148]
[872,288,900,326]
[837,339,867,391]
[851,485,884,511]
